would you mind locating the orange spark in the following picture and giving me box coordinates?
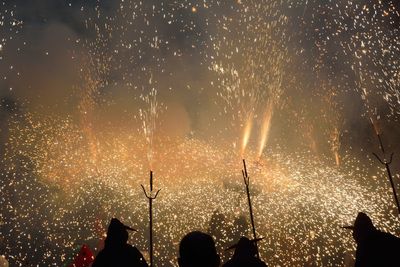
[258,101,274,158]
[241,115,253,157]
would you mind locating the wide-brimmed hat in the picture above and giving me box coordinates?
[107,218,137,234]
[342,212,374,232]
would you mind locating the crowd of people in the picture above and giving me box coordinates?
[88,212,400,267]
[91,218,266,267]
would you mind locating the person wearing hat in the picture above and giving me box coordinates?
[343,212,400,267]
[222,237,267,267]
[92,218,148,267]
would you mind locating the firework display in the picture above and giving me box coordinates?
[0,1,400,266]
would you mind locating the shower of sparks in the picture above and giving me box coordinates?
[0,1,22,91]
[2,115,400,266]
[308,0,400,118]
[1,0,400,267]
[211,0,288,155]
[140,87,159,169]
[318,84,344,167]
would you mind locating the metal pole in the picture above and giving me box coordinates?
[372,131,400,215]
[242,159,260,258]
[141,170,161,267]
[377,134,385,154]
[385,162,400,215]
[149,171,153,267]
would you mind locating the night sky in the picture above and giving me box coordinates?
[1,1,400,266]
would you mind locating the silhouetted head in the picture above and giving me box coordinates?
[105,218,136,248]
[352,212,376,243]
[226,236,261,259]
[178,231,220,267]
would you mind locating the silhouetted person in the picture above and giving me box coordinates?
[223,237,267,267]
[178,231,220,267]
[344,212,400,267]
[92,218,148,267]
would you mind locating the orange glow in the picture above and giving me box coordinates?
[241,115,253,157]
[258,100,274,158]
[335,151,340,167]
[331,127,341,167]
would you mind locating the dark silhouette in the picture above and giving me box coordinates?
[223,237,267,267]
[178,231,220,267]
[141,170,161,267]
[92,218,148,267]
[344,212,400,267]
[241,159,260,258]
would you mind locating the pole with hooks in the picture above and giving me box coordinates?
[242,159,260,258]
[141,170,161,267]
[372,132,400,215]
